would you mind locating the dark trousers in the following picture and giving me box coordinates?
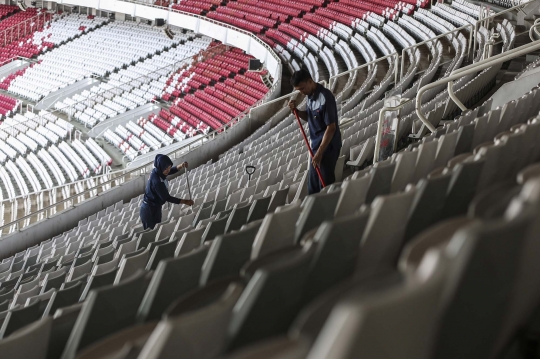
[140,202,162,230]
[308,149,340,194]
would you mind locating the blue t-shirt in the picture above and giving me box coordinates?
[307,84,342,154]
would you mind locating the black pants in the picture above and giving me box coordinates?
[308,149,340,194]
[140,202,162,230]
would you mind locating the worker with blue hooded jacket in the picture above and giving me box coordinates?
[140,154,194,230]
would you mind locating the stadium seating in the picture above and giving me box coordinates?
[54,32,211,128]
[0,8,54,66]
[0,5,18,21]
[0,94,19,119]
[0,110,112,208]
[98,41,269,160]
[8,20,174,102]
[1,1,540,358]
[2,73,540,357]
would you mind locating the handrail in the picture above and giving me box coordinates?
[328,52,399,89]
[399,24,474,81]
[0,56,39,68]
[529,18,540,40]
[471,0,535,61]
[416,39,540,131]
[248,52,399,116]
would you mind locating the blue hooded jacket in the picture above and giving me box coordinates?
[143,154,181,207]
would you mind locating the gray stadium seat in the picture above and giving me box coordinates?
[73,322,157,359]
[334,175,370,218]
[43,281,83,317]
[364,160,395,204]
[303,209,371,302]
[441,158,485,219]
[357,187,416,271]
[156,221,177,242]
[60,271,150,359]
[201,216,229,244]
[0,317,52,359]
[0,297,42,338]
[246,195,272,223]
[80,267,118,301]
[137,246,210,322]
[430,208,535,359]
[114,249,150,284]
[146,241,178,271]
[403,171,452,243]
[137,283,244,359]
[390,150,418,193]
[295,190,341,243]
[200,220,263,286]
[224,203,252,233]
[251,203,302,259]
[227,245,315,350]
[175,226,207,256]
[267,187,289,213]
[46,304,83,359]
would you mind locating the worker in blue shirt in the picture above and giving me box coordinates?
[140,154,194,230]
[289,69,342,194]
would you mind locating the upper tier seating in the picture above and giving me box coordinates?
[0,94,19,120]
[0,110,111,204]
[0,8,53,65]
[8,20,177,102]
[0,5,18,20]
[54,32,211,128]
[100,42,269,161]
[0,14,107,89]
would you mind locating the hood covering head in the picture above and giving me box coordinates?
[154,154,173,179]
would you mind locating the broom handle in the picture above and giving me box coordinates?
[293,109,326,188]
[185,166,192,200]
[185,166,193,213]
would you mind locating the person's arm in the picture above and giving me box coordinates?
[155,181,185,205]
[168,162,188,176]
[312,123,336,167]
[312,93,338,167]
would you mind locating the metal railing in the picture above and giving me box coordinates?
[529,18,540,40]
[248,53,400,118]
[416,39,540,131]
[471,0,536,58]
[399,24,474,81]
